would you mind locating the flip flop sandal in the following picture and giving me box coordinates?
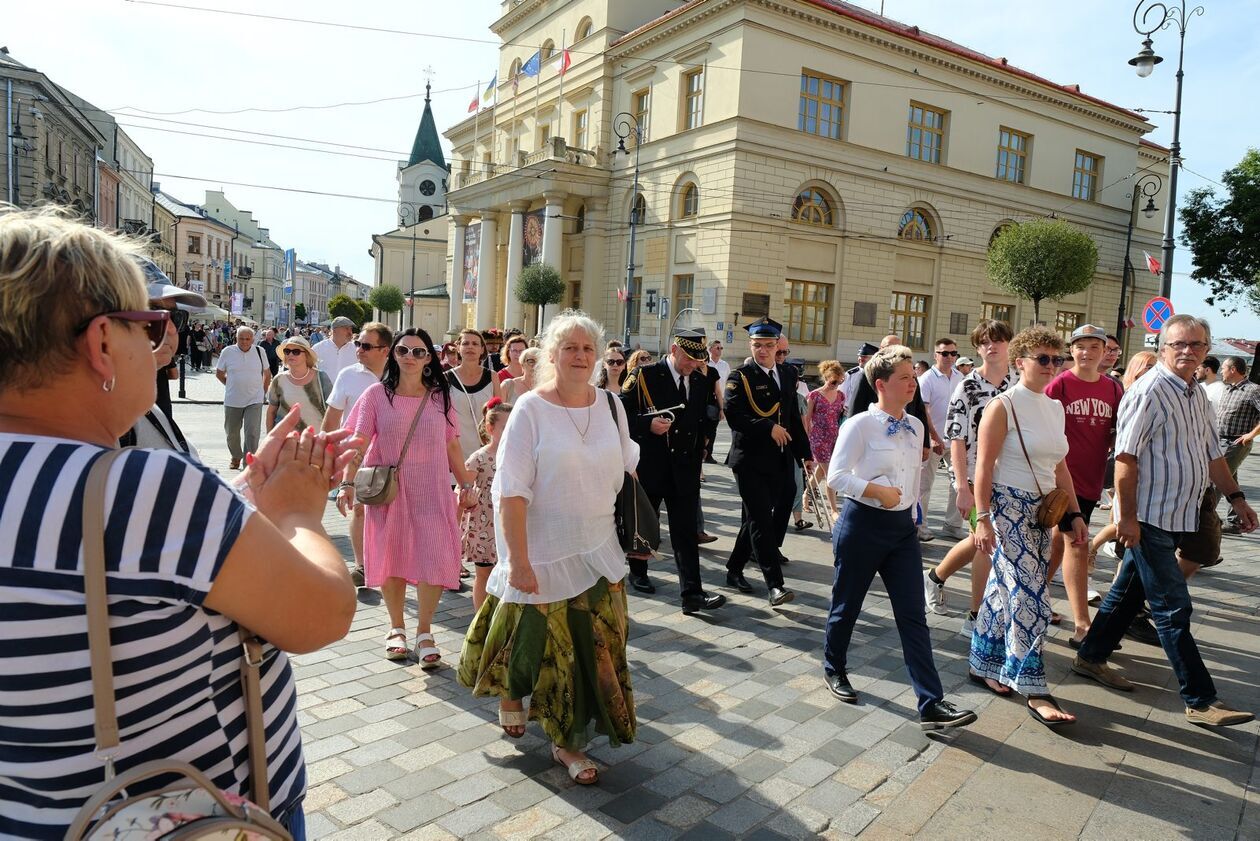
[551,744,598,785]
[1027,695,1075,728]
[414,632,441,670]
[384,627,408,661]
[499,707,528,738]
[968,672,1013,696]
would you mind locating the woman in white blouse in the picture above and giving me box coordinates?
[458,311,639,786]
[970,327,1087,727]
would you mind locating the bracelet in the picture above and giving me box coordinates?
[338,481,353,489]
[460,482,474,490]
[974,511,992,521]
[1227,490,1246,503]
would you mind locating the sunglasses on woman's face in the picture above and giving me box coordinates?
[76,309,171,349]
[395,345,429,358]
[283,347,305,356]
[605,358,625,366]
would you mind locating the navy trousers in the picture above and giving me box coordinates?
[823,500,944,714]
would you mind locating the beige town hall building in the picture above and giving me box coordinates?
[442,0,1166,360]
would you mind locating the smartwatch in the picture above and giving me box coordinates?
[1227,490,1246,503]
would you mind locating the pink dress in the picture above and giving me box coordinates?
[807,388,845,464]
[354,383,461,588]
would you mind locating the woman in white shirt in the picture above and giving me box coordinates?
[446,329,501,459]
[970,327,1087,727]
[266,335,333,430]
[458,311,639,787]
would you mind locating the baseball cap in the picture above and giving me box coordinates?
[956,356,975,366]
[1069,324,1109,345]
[139,258,206,308]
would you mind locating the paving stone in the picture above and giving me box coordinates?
[325,788,399,824]
[652,793,717,828]
[378,794,457,833]
[341,738,407,767]
[675,823,737,841]
[305,756,353,786]
[641,764,703,796]
[322,819,395,841]
[434,772,508,807]
[833,800,882,836]
[490,805,566,840]
[335,759,407,794]
[382,765,457,799]
[347,718,407,744]
[303,811,339,839]
[779,755,839,787]
[732,753,788,783]
[810,738,864,767]
[599,788,668,824]
[303,734,355,763]
[435,800,508,836]
[490,778,552,812]
[538,813,616,840]
[706,797,775,834]
[730,698,777,720]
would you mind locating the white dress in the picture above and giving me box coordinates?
[488,389,640,605]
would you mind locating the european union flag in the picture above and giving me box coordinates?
[520,50,541,77]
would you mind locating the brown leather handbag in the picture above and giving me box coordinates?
[354,390,430,506]
[1004,396,1072,529]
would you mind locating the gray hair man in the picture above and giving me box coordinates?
[1215,356,1260,533]
[215,325,271,469]
[1073,315,1257,726]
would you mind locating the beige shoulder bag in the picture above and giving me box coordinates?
[354,389,431,506]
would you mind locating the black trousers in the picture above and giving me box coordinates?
[726,463,795,589]
[628,467,703,598]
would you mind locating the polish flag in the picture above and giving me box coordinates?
[616,287,628,302]
[1144,251,1161,276]
[467,94,479,113]
[558,49,572,76]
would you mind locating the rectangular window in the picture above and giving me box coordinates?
[683,69,704,130]
[673,274,695,314]
[982,301,1015,325]
[906,103,945,164]
[1055,310,1083,341]
[889,292,930,350]
[798,72,845,140]
[784,280,833,344]
[573,109,588,148]
[996,127,1030,183]
[1073,151,1101,201]
[568,281,581,310]
[632,88,651,144]
[187,234,201,255]
[949,312,970,334]
[538,122,550,149]
[627,276,642,333]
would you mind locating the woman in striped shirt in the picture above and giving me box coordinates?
[0,208,358,839]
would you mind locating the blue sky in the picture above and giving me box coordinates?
[10,0,1260,337]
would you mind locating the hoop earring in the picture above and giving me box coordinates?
[102,376,116,393]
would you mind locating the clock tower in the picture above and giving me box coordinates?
[398,82,448,224]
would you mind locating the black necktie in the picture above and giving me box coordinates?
[678,374,687,399]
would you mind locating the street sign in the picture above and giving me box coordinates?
[1143,333,1158,348]
[1142,296,1174,333]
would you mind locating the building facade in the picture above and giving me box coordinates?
[150,184,177,277]
[294,261,336,325]
[201,190,288,324]
[157,190,239,309]
[443,0,1165,360]
[115,127,154,234]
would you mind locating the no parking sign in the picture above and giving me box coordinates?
[1142,297,1174,334]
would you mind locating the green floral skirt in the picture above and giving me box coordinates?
[458,577,636,750]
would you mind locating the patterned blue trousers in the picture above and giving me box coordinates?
[969,484,1052,695]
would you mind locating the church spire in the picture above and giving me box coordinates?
[407,80,447,170]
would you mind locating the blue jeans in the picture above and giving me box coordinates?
[279,801,306,841]
[1078,522,1216,708]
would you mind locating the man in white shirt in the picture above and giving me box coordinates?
[823,345,976,731]
[1196,356,1225,410]
[707,338,731,383]
[215,326,271,469]
[325,322,393,588]
[313,316,358,383]
[917,337,967,539]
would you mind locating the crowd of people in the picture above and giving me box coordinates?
[1,205,1257,838]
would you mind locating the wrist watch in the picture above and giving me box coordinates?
[460,482,474,490]
[1227,490,1246,503]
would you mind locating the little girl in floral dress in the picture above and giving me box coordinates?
[462,398,513,610]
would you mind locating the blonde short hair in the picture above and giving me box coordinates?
[0,206,148,391]
[864,345,913,387]
[536,310,605,387]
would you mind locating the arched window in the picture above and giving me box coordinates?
[897,208,934,241]
[509,58,522,79]
[418,206,434,222]
[989,222,1014,249]
[541,40,555,61]
[575,204,586,233]
[575,17,593,41]
[631,193,647,225]
[792,188,833,226]
[679,183,699,219]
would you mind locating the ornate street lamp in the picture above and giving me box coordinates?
[1128,0,1203,299]
[398,202,419,329]
[1117,171,1163,349]
[612,112,644,347]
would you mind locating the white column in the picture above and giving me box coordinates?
[540,190,567,328]
[449,215,469,333]
[474,212,499,329]
[581,197,607,320]
[503,200,529,332]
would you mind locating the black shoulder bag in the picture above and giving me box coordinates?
[604,391,660,553]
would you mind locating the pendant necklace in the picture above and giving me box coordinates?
[561,393,592,444]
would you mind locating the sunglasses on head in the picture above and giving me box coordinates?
[1024,354,1066,367]
[76,309,170,349]
[283,347,306,356]
[395,345,429,358]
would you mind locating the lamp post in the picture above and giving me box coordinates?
[1117,171,1163,350]
[1128,0,1203,300]
[612,112,643,348]
[398,202,419,329]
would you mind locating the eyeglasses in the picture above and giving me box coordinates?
[1164,341,1210,353]
[356,341,385,351]
[76,309,170,349]
[605,358,625,366]
[775,351,788,357]
[283,347,306,356]
[395,345,429,358]
[936,350,959,357]
[1024,354,1066,367]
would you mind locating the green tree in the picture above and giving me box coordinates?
[327,293,361,325]
[515,263,565,328]
[1180,148,1260,314]
[294,302,307,322]
[986,219,1099,324]
[357,300,374,326]
[369,284,405,315]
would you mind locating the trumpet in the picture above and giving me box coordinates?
[805,464,837,530]
[642,403,686,423]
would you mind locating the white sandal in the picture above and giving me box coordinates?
[384,627,408,661]
[499,706,528,738]
[551,744,598,785]
[414,632,441,670]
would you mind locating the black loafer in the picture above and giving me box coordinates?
[779,555,791,565]
[1124,614,1160,646]
[826,672,858,703]
[682,592,727,615]
[629,574,656,594]
[696,533,718,545]
[768,586,795,606]
[726,572,754,593]
[920,699,977,731]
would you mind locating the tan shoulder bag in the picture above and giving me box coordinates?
[354,390,431,506]
[1002,395,1071,530]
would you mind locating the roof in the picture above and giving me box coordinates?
[407,83,448,170]
[154,191,238,234]
[612,0,1147,124]
[412,283,449,299]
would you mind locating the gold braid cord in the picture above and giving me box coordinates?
[738,372,780,418]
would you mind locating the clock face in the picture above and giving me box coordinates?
[419,180,436,196]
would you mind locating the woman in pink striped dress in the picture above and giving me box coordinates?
[351,328,476,665]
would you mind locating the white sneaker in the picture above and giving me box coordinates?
[923,570,946,615]
[917,525,936,542]
[942,523,970,540]
[960,614,976,638]
[1100,541,1120,560]
[1087,589,1102,606]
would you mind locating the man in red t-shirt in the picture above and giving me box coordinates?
[1046,324,1123,645]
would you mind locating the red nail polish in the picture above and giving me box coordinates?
[245,452,255,465]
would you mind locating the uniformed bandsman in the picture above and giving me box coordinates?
[839,342,878,410]
[723,318,812,606]
[620,328,728,614]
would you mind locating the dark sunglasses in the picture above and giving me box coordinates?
[1025,354,1066,367]
[155,307,190,332]
[936,350,959,357]
[356,341,385,351]
[395,345,429,358]
[283,347,306,356]
[76,309,170,349]
[605,358,626,366]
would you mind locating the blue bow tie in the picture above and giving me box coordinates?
[885,416,914,436]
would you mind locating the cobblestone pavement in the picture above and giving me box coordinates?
[173,371,1259,840]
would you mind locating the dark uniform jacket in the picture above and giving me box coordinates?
[620,360,707,482]
[724,361,811,473]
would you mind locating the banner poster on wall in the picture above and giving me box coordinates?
[522,208,545,266]
[463,223,481,304]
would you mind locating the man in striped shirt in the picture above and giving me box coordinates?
[1072,315,1257,727]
